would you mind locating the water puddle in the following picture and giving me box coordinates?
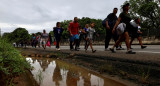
[26,57,126,86]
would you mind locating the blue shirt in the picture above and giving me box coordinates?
[84,28,88,32]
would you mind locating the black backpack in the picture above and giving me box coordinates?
[102,17,107,27]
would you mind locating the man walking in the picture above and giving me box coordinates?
[105,8,119,50]
[69,17,79,51]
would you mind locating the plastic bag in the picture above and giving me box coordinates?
[47,41,50,47]
[116,23,126,35]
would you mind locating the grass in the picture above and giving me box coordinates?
[139,67,150,84]
[98,64,114,74]
[6,78,14,86]
[0,37,31,85]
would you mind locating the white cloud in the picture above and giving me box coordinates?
[0,0,126,33]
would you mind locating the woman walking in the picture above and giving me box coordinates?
[53,22,64,51]
[130,18,147,49]
[41,30,48,49]
[110,3,136,54]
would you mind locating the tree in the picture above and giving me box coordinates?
[2,33,12,41]
[35,32,42,36]
[11,28,30,46]
[124,0,160,38]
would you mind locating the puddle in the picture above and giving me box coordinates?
[26,57,126,86]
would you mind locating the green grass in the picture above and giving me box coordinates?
[0,37,31,85]
[138,66,150,83]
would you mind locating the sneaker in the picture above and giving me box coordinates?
[92,50,96,53]
[105,48,109,51]
[117,47,125,50]
[57,48,60,51]
[70,49,74,51]
[110,48,116,53]
[126,50,136,54]
[77,47,80,49]
[141,46,147,49]
[120,47,125,50]
[75,49,79,51]
[116,47,121,50]
[85,49,87,53]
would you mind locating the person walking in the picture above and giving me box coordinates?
[110,3,136,54]
[130,18,147,49]
[69,17,80,51]
[85,22,99,53]
[47,33,52,48]
[41,30,48,49]
[31,34,37,48]
[37,34,41,48]
[77,26,83,49]
[53,22,64,51]
[82,24,89,49]
[105,8,119,51]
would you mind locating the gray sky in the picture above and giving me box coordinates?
[0,0,126,34]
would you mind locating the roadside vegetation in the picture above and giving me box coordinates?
[0,37,31,86]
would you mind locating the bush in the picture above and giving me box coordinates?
[0,37,31,85]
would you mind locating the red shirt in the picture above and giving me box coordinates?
[69,22,79,35]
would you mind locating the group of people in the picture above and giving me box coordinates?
[31,3,147,54]
[31,23,63,50]
[31,30,52,49]
[31,17,99,53]
[68,17,99,53]
[106,3,147,54]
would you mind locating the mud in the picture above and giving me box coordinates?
[25,57,127,86]
[19,48,160,86]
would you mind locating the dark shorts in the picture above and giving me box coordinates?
[131,33,141,38]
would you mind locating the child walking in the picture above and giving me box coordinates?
[85,22,98,53]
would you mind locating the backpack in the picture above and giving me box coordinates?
[102,17,107,27]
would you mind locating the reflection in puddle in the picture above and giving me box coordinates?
[26,57,126,86]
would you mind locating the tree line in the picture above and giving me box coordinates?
[2,0,160,45]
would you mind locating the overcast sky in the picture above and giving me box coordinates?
[0,0,126,34]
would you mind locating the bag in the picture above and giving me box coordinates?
[102,18,107,27]
[47,41,50,47]
[116,23,126,35]
[54,41,56,45]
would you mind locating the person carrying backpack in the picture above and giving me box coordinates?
[69,17,79,51]
[103,8,120,51]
